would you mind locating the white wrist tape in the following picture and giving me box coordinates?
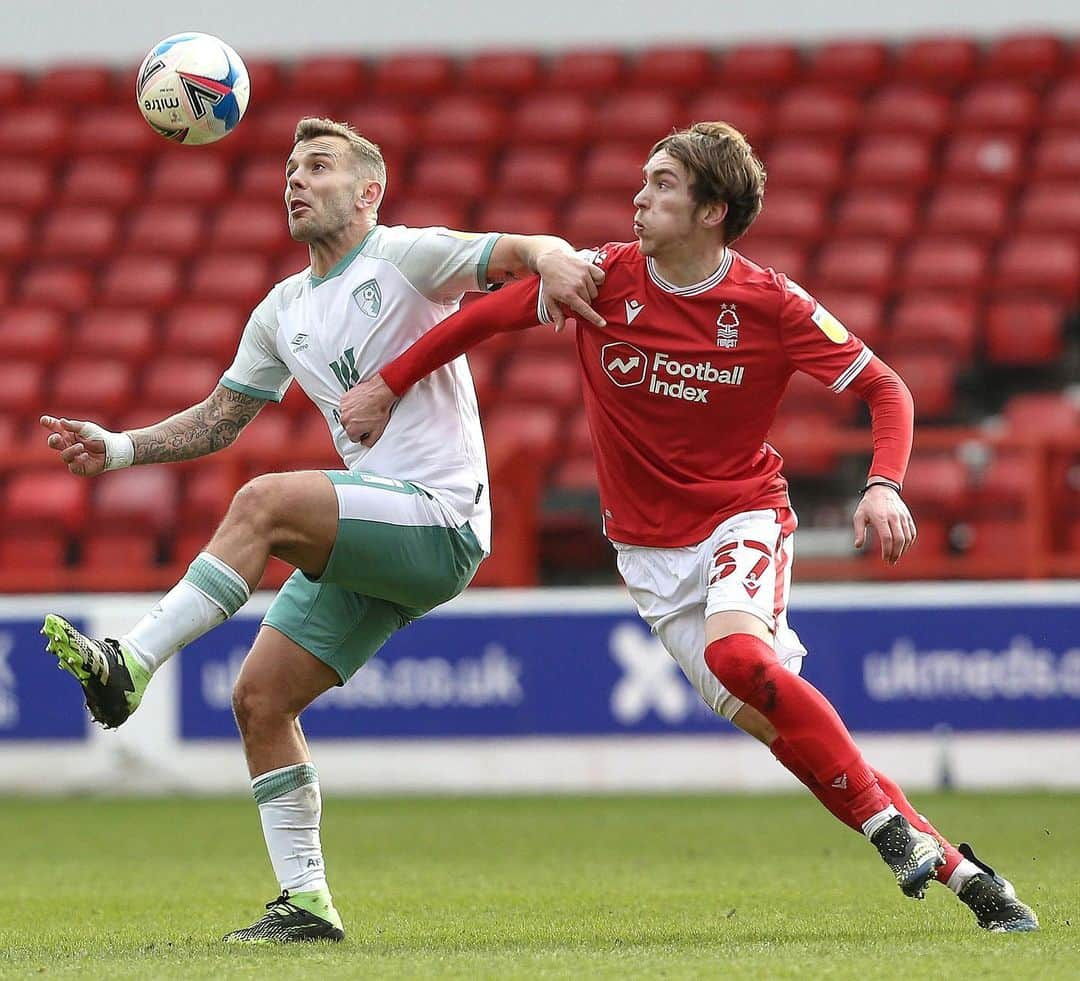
[74,420,134,470]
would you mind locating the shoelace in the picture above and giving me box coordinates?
[265,891,303,916]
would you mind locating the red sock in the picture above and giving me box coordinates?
[706,633,890,826]
[771,735,963,884]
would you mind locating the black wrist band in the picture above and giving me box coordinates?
[861,480,901,496]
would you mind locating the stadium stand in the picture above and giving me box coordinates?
[3,32,1079,587]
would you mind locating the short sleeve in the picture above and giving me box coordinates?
[777,275,873,393]
[394,227,502,304]
[220,289,292,402]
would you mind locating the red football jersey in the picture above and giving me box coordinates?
[553,243,871,546]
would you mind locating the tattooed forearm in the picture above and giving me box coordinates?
[127,385,266,465]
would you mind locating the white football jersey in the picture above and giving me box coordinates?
[221,224,500,551]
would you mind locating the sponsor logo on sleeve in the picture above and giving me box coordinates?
[811,304,849,344]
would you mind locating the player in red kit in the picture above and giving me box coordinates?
[338,123,1037,933]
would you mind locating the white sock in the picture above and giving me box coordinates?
[252,763,329,895]
[946,858,982,894]
[123,552,251,674]
[862,804,901,840]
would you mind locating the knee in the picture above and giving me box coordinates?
[232,674,287,735]
[705,633,776,702]
[227,474,284,534]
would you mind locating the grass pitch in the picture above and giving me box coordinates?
[2,792,1077,979]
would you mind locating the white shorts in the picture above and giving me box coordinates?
[614,508,807,721]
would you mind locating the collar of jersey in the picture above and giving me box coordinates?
[309,225,379,288]
[646,248,732,296]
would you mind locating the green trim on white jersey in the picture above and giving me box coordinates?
[219,376,284,403]
[310,226,379,288]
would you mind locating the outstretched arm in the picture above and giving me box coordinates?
[41,384,266,476]
[339,276,547,445]
[845,357,916,565]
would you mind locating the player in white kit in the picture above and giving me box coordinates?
[37,117,604,943]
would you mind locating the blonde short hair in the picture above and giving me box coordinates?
[293,116,387,188]
[649,122,766,244]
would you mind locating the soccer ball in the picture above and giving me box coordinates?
[136,32,250,145]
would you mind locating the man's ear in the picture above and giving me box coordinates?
[699,200,729,230]
[358,179,384,209]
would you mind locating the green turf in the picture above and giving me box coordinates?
[2,792,1076,979]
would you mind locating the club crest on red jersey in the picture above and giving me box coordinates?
[601,341,648,387]
[716,303,740,348]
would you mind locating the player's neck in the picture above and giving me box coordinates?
[307,219,378,279]
[648,241,728,288]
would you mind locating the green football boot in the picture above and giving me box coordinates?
[41,613,149,729]
[222,891,345,944]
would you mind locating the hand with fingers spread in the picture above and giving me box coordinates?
[39,415,134,477]
[339,374,397,446]
[535,250,606,333]
[853,482,917,566]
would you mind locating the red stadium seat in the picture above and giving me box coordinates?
[465,347,499,406]
[0,529,68,573]
[1043,78,1080,129]
[5,471,89,533]
[290,413,337,464]
[72,107,159,159]
[748,190,827,244]
[764,139,844,191]
[550,454,599,494]
[382,198,469,231]
[832,189,918,242]
[80,531,159,577]
[512,321,577,359]
[20,264,95,312]
[284,55,367,99]
[340,101,416,157]
[126,203,205,257]
[147,154,230,204]
[581,144,647,199]
[545,50,625,91]
[1016,183,1080,235]
[954,82,1039,132]
[735,239,809,284]
[71,309,156,367]
[893,37,978,89]
[495,147,574,202]
[273,254,309,283]
[60,158,142,207]
[861,86,953,137]
[475,200,557,236]
[773,88,861,138]
[161,302,244,363]
[925,185,1010,238]
[188,253,271,307]
[236,156,290,199]
[4,307,67,363]
[460,50,543,95]
[970,452,1032,518]
[805,40,889,90]
[1003,392,1079,435]
[229,411,294,458]
[92,468,180,533]
[849,135,934,187]
[243,102,339,155]
[984,299,1064,365]
[101,255,182,308]
[0,107,68,158]
[34,64,112,105]
[483,403,562,469]
[0,360,44,412]
[902,455,968,513]
[994,235,1080,301]
[372,53,456,98]
[900,239,989,292]
[0,68,27,107]
[563,197,632,249]
[500,351,581,409]
[684,91,771,144]
[421,95,504,149]
[766,413,843,477]
[12,161,54,215]
[207,201,292,254]
[1032,130,1080,180]
[38,206,119,261]
[140,357,221,411]
[629,46,715,91]
[50,359,133,419]
[941,133,1025,184]
[717,44,802,92]
[410,150,491,203]
[815,239,896,296]
[0,213,32,262]
[982,33,1065,81]
[510,93,591,147]
[820,292,886,351]
[241,59,285,104]
[596,92,683,145]
[889,293,979,358]
[887,352,957,421]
